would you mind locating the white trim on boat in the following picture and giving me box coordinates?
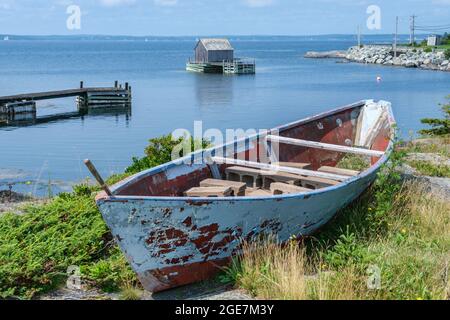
[265,135,385,157]
[211,157,350,181]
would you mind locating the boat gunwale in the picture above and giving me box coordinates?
[99,99,396,203]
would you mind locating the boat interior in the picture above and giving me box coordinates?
[114,101,392,198]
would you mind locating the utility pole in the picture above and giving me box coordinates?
[357,25,361,47]
[394,16,399,57]
[410,15,417,46]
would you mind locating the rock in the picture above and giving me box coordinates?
[393,57,403,66]
[304,51,347,59]
[404,60,417,68]
[0,190,43,215]
[401,174,450,202]
[405,153,450,167]
[303,45,449,72]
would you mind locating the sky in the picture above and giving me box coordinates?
[0,0,449,36]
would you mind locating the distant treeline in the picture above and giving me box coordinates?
[0,34,426,42]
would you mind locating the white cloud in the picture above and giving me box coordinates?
[243,0,274,8]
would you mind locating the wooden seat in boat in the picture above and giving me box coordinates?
[318,166,360,177]
[200,179,247,196]
[298,176,341,189]
[225,166,264,188]
[185,186,233,197]
[270,183,313,195]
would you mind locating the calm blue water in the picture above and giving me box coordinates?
[0,36,449,195]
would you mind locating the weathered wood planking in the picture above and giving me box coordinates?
[266,135,384,157]
[212,157,350,181]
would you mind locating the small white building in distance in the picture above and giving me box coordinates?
[427,35,442,46]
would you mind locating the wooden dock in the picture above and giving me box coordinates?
[0,82,132,116]
[186,59,256,75]
[0,105,131,128]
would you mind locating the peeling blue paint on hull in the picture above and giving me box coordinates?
[94,99,396,293]
[98,170,378,292]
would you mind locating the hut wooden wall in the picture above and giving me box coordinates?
[195,42,208,63]
[207,50,234,63]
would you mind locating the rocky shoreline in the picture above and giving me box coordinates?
[305,45,450,72]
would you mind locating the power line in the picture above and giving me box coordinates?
[415,24,450,28]
[416,27,450,31]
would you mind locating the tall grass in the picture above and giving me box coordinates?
[224,181,450,300]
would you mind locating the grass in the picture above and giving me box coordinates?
[0,134,200,299]
[407,161,450,178]
[402,136,450,158]
[0,132,448,300]
[0,183,138,299]
[223,148,450,300]
[336,154,370,172]
[0,135,185,299]
[224,180,450,300]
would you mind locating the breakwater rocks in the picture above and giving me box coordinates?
[304,50,347,59]
[305,45,450,72]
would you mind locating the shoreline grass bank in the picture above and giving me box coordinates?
[0,132,449,299]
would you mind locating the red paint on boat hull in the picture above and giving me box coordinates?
[136,258,231,293]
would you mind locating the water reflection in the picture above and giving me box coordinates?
[0,105,131,129]
[194,74,234,108]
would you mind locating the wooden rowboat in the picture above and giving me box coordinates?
[92,100,396,293]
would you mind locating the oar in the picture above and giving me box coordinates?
[83,159,113,196]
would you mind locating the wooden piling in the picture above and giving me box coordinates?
[0,82,132,115]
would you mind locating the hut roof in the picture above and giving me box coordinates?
[198,39,233,51]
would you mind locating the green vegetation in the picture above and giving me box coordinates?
[403,137,450,158]
[126,135,210,175]
[0,183,130,299]
[1,121,449,300]
[407,160,450,178]
[224,147,450,300]
[0,134,193,299]
[420,97,450,136]
[336,154,370,172]
[445,49,450,60]
[414,34,450,51]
